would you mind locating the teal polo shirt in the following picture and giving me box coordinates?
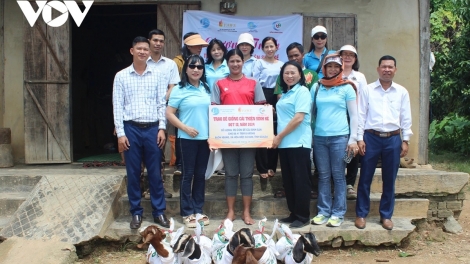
[312,83,356,136]
[168,82,211,140]
[205,61,230,92]
[276,83,312,148]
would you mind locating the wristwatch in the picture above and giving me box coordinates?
[403,140,409,145]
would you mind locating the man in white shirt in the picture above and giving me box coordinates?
[147,29,181,198]
[355,55,413,230]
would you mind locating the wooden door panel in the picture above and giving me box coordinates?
[24,18,71,163]
[303,14,357,52]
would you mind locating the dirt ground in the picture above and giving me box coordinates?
[77,175,470,264]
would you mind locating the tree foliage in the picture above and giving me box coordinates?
[429,0,470,154]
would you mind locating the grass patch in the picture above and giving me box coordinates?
[429,151,470,174]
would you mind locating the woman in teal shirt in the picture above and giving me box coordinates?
[205,38,229,92]
[273,60,312,228]
[166,54,211,228]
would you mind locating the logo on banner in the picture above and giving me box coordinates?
[247,22,257,30]
[17,0,94,27]
[211,108,220,115]
[272,21,282,31]
[200,18,210,28]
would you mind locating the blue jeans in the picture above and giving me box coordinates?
[313,135,348,218]
[179,138,210,217]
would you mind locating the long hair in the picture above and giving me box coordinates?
[179,54,210,94]
[308,38,328,53]
[206,38,228,64]
[279,60,306,93]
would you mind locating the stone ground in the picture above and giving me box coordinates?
[75,187,470,264]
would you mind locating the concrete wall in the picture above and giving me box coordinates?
[3,0,24,163]
[0,0,4,128]
[2,0,421,162]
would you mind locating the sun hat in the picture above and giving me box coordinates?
[324,55,342,66]
[237,33,255,47]
[339,45,357,55]
[184,34,209,47]
[311,25,327,37]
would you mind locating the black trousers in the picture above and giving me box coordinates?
[346,155,359,186]
[279,147,312,223]
[256,88,278,174]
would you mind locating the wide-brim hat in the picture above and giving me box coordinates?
[237,33,255,47]
[184,34,209,47]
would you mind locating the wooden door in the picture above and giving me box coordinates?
[157,2,201,59]
[23,19,71,163]
[303,13,357,51]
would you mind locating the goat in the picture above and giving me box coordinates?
[292,232,321,263]
[138,225,175,263]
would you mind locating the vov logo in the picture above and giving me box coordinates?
[17,1,94,27]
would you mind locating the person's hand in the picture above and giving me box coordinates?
[347,143,359,157]
[400,141,409,157]
[358,140,366,156]
[271,135,281,149]
[184,126,199,138]
[118,136,130,151]
[157,130,166,148]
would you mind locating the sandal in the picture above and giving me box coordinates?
[310,190,318,200]
[196,213,210,226]
[274,189,286,198]
[183,214,197,228]
[267,169,275,177]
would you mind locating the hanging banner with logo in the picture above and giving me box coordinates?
[208,105,274,148]
[183,11,303,62]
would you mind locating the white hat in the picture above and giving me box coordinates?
[324,55,342,66]
[311,25,327,37]
[237,33,255,47]
[340,45,357,55]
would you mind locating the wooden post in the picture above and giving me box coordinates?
[418,0,430,165]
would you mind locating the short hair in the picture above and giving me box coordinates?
[132,36,149,47]
[379,55,396,67]
[206,38,228,64]
[181,32,199,60]
[339,49,360,71]
[261,37,278,49]
[179,54,210,94]
[148,29,165,40]
[225,48,244,62]
[236,43,255,55]
[286,42,304,55]
[279,60,306,94]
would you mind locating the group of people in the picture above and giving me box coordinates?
[113,25,412,231]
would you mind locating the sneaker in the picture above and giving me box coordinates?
[347,185,357,200]
[326,216,343,227]
[311,214,329,225]
[174,165,182,175]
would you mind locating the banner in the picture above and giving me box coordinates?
[183,11,303,62]
[208,105,274,148]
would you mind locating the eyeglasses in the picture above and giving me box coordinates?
[313,34,327,40]
[188,64,204,70]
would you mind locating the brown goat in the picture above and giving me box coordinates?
[232,245,268,264]
[137,225,169,258]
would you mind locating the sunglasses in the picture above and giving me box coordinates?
[313,34,327,40]
[188,64,204,70]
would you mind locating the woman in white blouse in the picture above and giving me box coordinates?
[253,37,284,178]
[339,44,367,200]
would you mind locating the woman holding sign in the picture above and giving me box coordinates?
[273,61,312,228]
[166,54,211,228]
[211,49,266,225]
